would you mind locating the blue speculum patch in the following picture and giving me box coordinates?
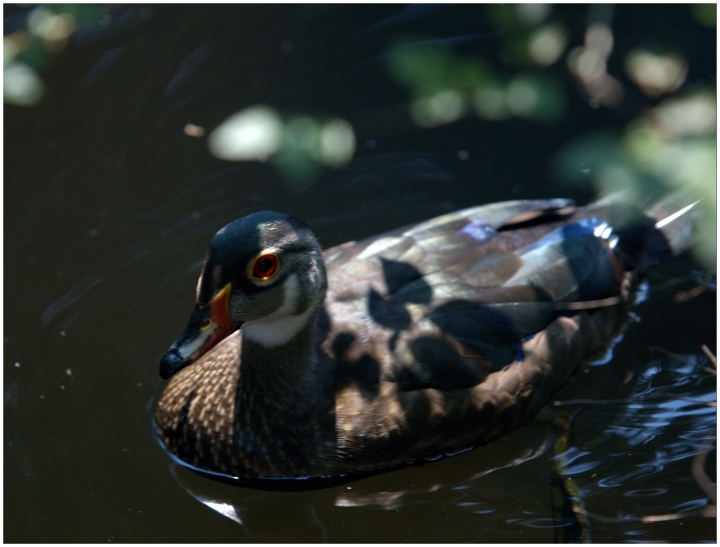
[457,219,497,245]
[518,217,611,255]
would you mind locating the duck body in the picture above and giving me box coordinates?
[155,196,694,479]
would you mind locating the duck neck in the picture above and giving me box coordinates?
[238,309,320,410]
[233,300,335,473]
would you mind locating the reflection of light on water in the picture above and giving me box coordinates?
[200,500,244,524]
[507,75,564,122]
[585,23,613,58]
[634,280,650,305]
[624,488,668,498]
[27,7,76,47]
[4,33,28,65]
[625,49,687,98]
[319,119,355,167]
[411,89,466,127]
[335,491,404,510]
[567,23,623,108]
[650,92,716,138]
[184,123,205,137]
[528,23,568,66]
[4,62,44,106]
[285,116,318,144]
[558,350,717,532]
[515,3,551,26]
[506,78,539,117]
[208,105,284,161]
[387,33,567,126]
[473,84,509,120]
[587,333,624,366]
[333,429,552,512]
[168,462,247,527]
[4,5,108,105]
[208,106,356,178]
[605,355,716,451]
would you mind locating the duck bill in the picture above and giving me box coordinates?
[159,283,238,379]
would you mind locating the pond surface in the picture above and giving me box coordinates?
[4,4,716,542]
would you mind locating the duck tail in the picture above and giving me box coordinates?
[596,192,702,271]
[643,194,702,258]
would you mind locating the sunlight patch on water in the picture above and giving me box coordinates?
[207,105,356,185]
[200,500,244,524]
[4,62,44,106]
[625,48,687,98]
[208,106,284,161]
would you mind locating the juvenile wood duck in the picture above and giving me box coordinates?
[155,195,696,479]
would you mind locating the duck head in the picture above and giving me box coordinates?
[159,211,327,379]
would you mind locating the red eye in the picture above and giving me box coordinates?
[250,253,279,280]
[200,318,211,329]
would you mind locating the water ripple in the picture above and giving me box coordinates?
[40,273,104,326]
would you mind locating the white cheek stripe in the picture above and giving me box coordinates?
[242,274,317,348]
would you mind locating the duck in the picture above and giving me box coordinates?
[155,194,696,480]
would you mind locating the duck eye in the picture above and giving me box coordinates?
[250,253,279,280]
[200,318,211,329]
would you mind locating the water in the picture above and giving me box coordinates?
[4,4,716,542]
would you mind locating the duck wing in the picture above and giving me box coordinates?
[322,199,624,391]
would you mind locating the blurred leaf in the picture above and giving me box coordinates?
[625,47,687,98]
[528,22,569,67]
[693,3,716,26]
[271,147,320,188]
[553,88,717,270]
[486,4,521,28]
[487,4,551,29]
[502,29,534,66]
[552,132,655,198]
[55,4,106,24]
[515,4,552,26]
[14,39,52,71]
[387,41,452,98]
[447,57,489,93]
[506,74,565,122]
[553,133,625,182]
[473,80,511,121]
[4,4,110,105]
[4,62,44,106]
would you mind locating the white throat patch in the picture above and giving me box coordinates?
[242,274,318,348]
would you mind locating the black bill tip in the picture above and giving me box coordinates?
[159,348,189,380]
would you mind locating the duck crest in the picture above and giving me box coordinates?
[155,196,698,479]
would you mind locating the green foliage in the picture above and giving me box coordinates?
[386,36,567,126]
[384,6,715,270]
[554,90,716,269]
[4,4,109,105]
[693,3,716,26]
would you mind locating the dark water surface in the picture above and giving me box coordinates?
[4,5,716,542]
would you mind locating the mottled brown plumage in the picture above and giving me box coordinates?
[155,196,694,479]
